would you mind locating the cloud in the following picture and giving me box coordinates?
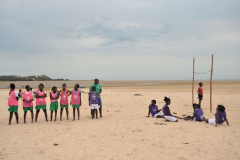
[56,21,166,46]
[0,0,239,80]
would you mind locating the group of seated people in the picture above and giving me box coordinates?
[147,97,229,127]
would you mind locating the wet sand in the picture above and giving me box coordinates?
[0,80,239,160]
[0,79,239,89]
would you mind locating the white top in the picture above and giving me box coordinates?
[19,91,33,97]
[38,90,47,94]
[20,91,35,99]
[19,90,45,98]
[26,91,31,94]
[13,90,18,97]
[23,91,31,95]
[19,90,38,98]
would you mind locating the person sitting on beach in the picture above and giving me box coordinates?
[147,100,163,118]
[182,103,197,121]
[192,104,205,122]
[198,82,203,105]
[205,105,229,127]
[162,97,178,122]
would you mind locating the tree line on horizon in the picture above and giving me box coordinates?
[0,75,69,81]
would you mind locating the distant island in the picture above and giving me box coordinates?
[0,75,69,81]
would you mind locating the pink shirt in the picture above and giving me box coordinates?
[60,89,69,105]
[8,90,18,106]
[50,91,58,102]
[71,89,81,105]
[36,90,46,105]
[22,91,33,107]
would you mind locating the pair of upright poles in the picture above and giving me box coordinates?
[192,54,214,113]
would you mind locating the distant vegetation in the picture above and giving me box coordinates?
[0,75,69,81]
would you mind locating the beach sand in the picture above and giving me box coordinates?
[0,80,239,160]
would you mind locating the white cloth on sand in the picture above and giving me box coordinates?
[164,116,177,122]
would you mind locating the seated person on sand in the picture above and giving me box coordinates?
[205,105,229,127]
[162,97,179,122]
[182,103,196,120]
[182,103,203,121]
[192,104,205,122]
[147,100,163,118]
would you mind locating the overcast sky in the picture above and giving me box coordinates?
[0,0,239,80]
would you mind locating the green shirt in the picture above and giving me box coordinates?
[89,84,102,98]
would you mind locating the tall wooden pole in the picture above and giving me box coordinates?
[210,54,214,113]
[192,58,195,105]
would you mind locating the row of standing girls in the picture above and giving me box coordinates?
[7,83,82,125]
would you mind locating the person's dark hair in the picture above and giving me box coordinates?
[62,83,66,86]
[39,83,44,88]
[75,84,80,88]
[218,105,225,112]
[25,85,30,89]
[92,86,96,90]
[164,97,170,102]
[51,86,57,91]
[196,104,201,108]
[199,82,203,86]
[10,83,15,90]
[152,100,156,104]
[94,79,99,81]
[193,103,197,108]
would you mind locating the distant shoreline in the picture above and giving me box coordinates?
[0,80,239,89]
[0,75,69,81]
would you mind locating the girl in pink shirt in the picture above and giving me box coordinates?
[59,83,71,121]
[22,85,34,123]
[8,83,20,125]
[50,86,59,121]
[71,84,81,120]
[35,83,48,122]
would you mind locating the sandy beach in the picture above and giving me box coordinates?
[0,80,240,160]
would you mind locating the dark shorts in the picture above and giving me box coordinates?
[198,94,203,100]
[98,97,102,109]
